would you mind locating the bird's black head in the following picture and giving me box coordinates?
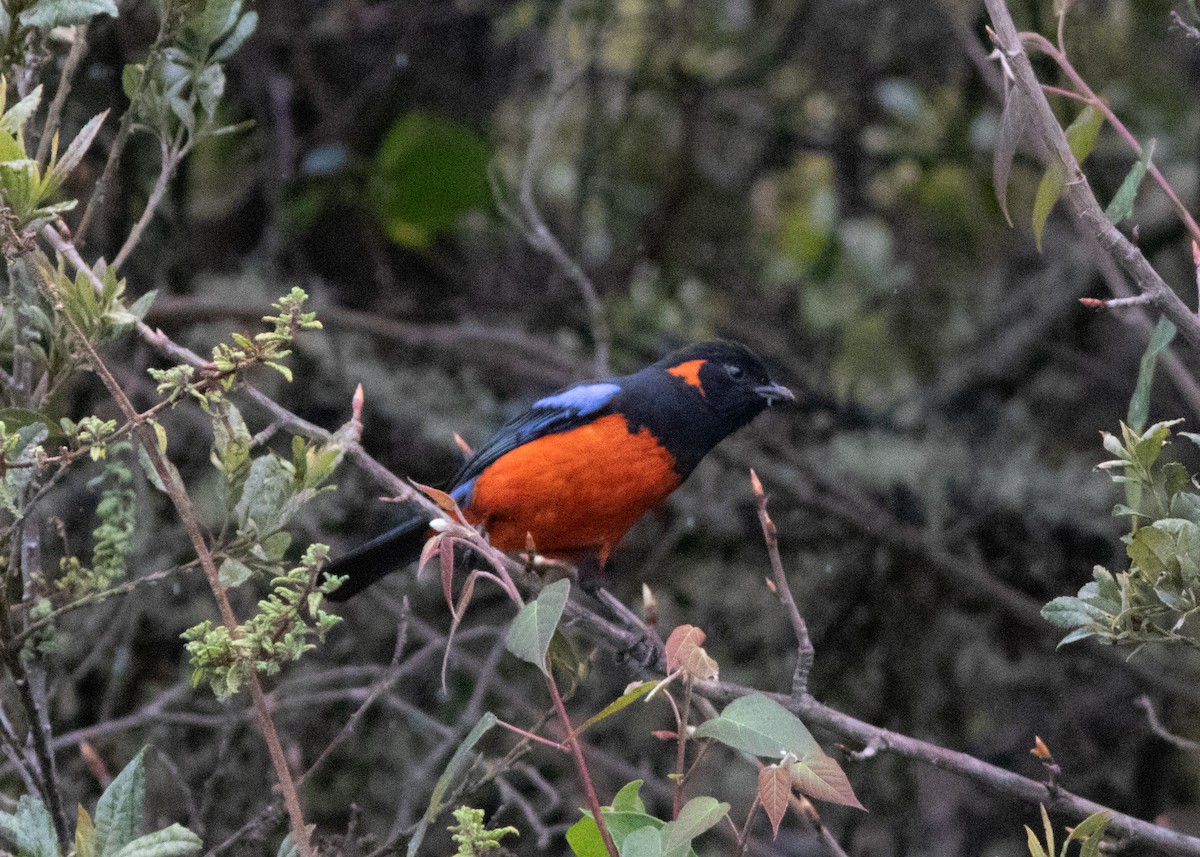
[655,341,794,422]
[620,341,793,475]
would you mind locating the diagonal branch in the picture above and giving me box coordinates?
[983,0,1200,350]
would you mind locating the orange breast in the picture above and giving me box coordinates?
[464,413,681,562]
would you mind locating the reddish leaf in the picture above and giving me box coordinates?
[790,753,865,810]
[665,625,719,681]
[411,479,459,512]
[758,763,791,839]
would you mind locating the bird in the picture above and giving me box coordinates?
[324,340,794,601]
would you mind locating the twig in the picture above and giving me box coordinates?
[112,140,183,270]
[983,0,1200,350]
[788,794,851,857]
[1136,695,1200,755]
[36,26,90,165]
[75,15,171,244]
[750,469,814,698]
[37,264,315,856]
[297,609,411,786]
[546,665,619,857]
[513,0,610,377]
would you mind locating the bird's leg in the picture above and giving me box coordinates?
[572,550,664,668]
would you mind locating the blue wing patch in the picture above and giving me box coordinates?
[532,383,620,415]
[449,381,622,495]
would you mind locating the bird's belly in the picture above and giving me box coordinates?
[465,413,681,557]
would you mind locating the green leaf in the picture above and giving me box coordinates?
[1066,811,1109,857]
[19,0,117,27]
[505,578,570,676]
[1127,317,1176,433]
[212,10,258,62]
[369,111,492,249]
[1025,824,1048,857]
[233,455,293,537]
[407,712,497,857]
[0,86,43,135]
[1032,161,1065,251]
[694,693,820,759]
[0,795,59,857]
[659,797,729,857]
[1032,105,1102,250]
[217,557,253,588]
[1041,596,1106,629]
[1106,141,1155,225]
[52,111,110,188]
[1056,627,1097,647]
[576,681,657,736]
[994,82,1036,227]
[95,749,146,857]
[621,826,664,857]
[122,65,145,102]
[110,824,201,857]
[77,806,96,857]
[611,780,647,814]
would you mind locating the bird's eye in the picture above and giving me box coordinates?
[725,364,744,380]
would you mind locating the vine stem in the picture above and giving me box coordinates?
[546,665,618,857]
[36,264,315,857]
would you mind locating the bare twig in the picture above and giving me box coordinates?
[36,27,90,165]
[513,0,610,377]
[112,141,184,270]
[546,666,618,857]
[750,469,814,698]
[1136,695,1200,755]
[297,610,411,786]
[75,16,171,244]
[983,0,1200,350]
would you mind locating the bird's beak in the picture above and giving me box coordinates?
[754,382,795,406]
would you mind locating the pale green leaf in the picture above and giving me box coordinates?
[110,824,201,857]
[407,712,497,857]
[0,795,59,857]
[19,0,117,27]
[660,797,728,857]
[1127,317,1175,433]
[1106,141,1155,225]
[694,693,820,759]
[95,749,146,857]
[505,578,570,676]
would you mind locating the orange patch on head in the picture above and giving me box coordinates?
[667,359,706,395]
[465,413,681,563]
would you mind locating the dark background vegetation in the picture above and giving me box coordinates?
[17,0,1200,854]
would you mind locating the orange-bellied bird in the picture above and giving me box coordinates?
[325,341,793,601]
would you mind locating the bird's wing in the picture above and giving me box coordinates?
[449,382,622,501]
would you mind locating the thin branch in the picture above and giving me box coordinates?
[297,610,411,786]
[36,265,315,857]
[514,0,610,377]
[36,26,90,165]
[546,666,618,857]
[75,15,171,244]
[750,469,814,698]
[983,1,1200,350]
[112,141,183,270]
[1136,695,1200,755]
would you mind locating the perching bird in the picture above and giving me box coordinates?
[325,341,793,600]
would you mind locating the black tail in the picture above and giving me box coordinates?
[323,515,429,601]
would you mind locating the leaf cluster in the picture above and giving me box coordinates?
[1043,420,1200,648]
[0,748,201,857]
[0,82,106,237]
[123,0,256,149]
[182,544,344,699]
